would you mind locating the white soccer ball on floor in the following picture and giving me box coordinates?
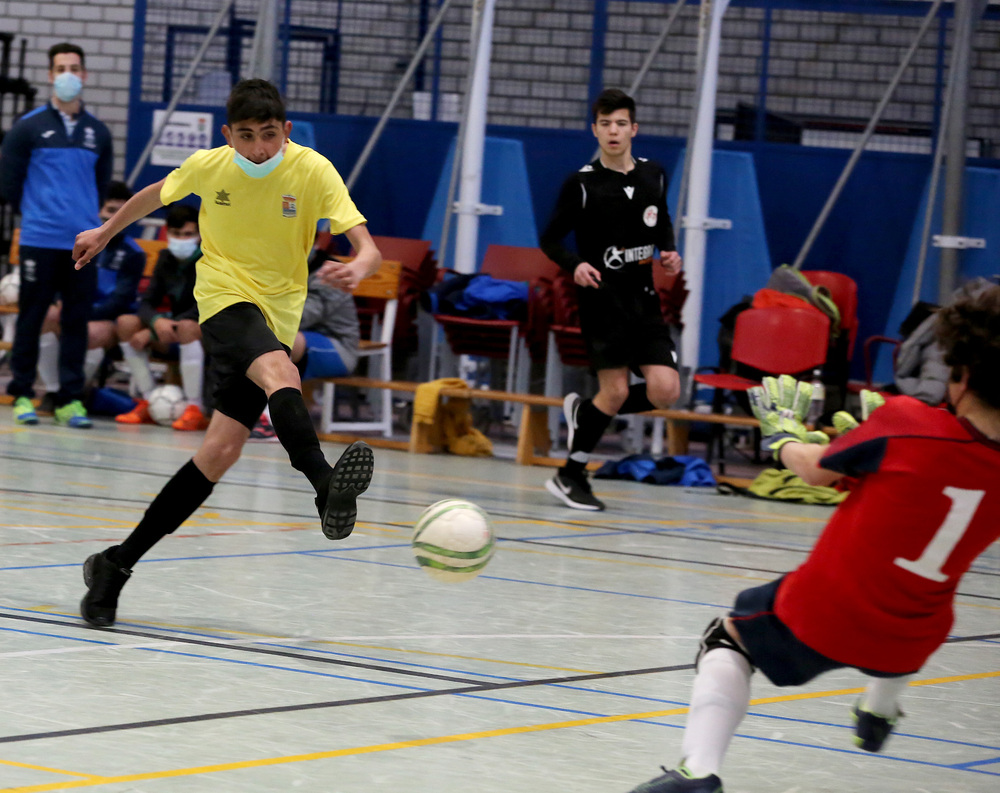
[0,271,19,305]
[147,384,187,426]
[412,499,496,583]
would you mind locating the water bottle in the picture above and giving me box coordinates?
[806,368,825,427]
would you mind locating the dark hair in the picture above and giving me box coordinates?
[226,78,286,125]
[165,204,199,230]
[592,88,635,123]
[48,42,85,70]
[104,181,133,204]
[935,279,1000,409]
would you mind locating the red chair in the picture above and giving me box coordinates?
[431,245,561,394]
[801,269,859,360]
[693,306,830,471]
[861,335,902,390]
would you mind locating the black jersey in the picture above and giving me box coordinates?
[540,157,676,291]
[540,157,679,372]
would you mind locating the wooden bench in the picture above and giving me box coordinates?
[411,386,760,467]
[312,376,761,471]
[312,376,421,452]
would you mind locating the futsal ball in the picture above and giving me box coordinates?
[147,384,187,426]
[412,499,496,583]
[0,271,19,305]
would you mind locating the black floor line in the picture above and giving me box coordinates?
[946,631,1000,643]
[0,661,692,746]
[0,611,482,685]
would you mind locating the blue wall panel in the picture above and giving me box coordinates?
[126,105,999,377]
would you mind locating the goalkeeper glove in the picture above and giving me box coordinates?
[831,389,886,435]
[748,374,830,465]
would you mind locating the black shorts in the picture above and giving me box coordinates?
[728,578,916,687]
[578,285,678,374]
[200,302,289,430]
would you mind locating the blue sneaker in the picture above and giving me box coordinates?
[54,399,93,429]
[12,396,39,425]
[852,700,902,752]
[627,766,724,793]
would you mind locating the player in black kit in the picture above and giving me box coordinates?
[540,89,683,510]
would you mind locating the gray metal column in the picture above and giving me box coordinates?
[937,0,986,301]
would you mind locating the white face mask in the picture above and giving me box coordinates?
[53,72,83,102]
[167,236,200,261]
[233,140,286,178]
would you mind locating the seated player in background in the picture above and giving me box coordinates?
[114,203,207,430]
[250,247,361,440]
[625,279,1000,793]
[35,181,146,412]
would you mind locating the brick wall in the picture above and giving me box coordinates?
[321,0,1000,155]
[2,0,998,177]
[0,0,137,178]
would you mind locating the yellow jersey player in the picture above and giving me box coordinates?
[72,78,381,627]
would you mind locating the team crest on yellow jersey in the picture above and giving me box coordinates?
[282,194,297,218]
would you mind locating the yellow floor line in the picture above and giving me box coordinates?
[0,760,99,779]
[3,669,997,793]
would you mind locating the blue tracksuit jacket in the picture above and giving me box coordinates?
[0,102,113,250]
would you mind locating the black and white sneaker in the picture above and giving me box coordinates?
[562,392,582,450]
[318,441,375,540]
[546,471,605,511]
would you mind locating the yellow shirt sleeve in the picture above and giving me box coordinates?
[160,150,206,205]
[316,158,366,235]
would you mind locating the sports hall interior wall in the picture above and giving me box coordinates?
[3,0,1000,377]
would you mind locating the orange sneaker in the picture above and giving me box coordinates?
[115,399,154,425]
[172,403,209,431]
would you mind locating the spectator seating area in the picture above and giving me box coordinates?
[3,229,873,477]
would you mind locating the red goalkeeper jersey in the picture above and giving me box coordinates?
[775,396,1000,673]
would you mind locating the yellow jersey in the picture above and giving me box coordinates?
[159,140,366,347]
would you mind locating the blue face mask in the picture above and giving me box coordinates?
[53,72,83,103]
[233,142,286,178]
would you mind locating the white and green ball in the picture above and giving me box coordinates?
[412,499,496,583]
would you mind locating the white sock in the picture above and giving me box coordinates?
[84,347,105,384]
[863,675,911,717]
[681,648,753,777]
[119,342,154,397]
[179,340,204,409]
[38,332,60,392]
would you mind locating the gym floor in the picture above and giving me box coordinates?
[1,417,997,792]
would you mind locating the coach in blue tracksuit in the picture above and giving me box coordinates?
[0,42,113,428]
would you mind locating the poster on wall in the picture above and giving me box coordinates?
[150,110,214,166]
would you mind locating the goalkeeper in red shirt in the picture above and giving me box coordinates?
[627,279,1000,793]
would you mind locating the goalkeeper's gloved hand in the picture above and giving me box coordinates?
[748,374,830,465]
[831,389,886,435]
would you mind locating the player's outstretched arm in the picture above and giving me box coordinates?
[319,223,383,292]
[74,179,167,269]
[777,442,842,487]
[344,223,382,280]
[748,374,842,487]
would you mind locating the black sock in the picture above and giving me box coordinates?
[268,386,332,494]
[618,383,656,415]
[563,399,613,478]
[113,459,215,568]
